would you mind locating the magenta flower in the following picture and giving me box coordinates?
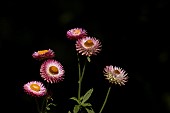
[32,49,55,60]
[66,28,87,40]
[23,81,47,97]
[75,36,102,57]
[103,65,128,86]
[40,59,65,83]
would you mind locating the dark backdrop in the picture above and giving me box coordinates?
[1,0,170,113]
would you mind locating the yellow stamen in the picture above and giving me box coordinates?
[37,50,49,55]
[49,66,59,74]
[114,70,120,74]
[30,84,40,92]
[84,40,94,47]
[73,29,81,35]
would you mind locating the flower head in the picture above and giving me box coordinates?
[23,81,47,97]
[40,59,65,83]
[75,36,102,57]
[32,49,55,60]
[103,65,128,86]
[66,28,87,40]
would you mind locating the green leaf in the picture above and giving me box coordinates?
[46,103,57,111]
[73,105,80,113]
[47,103,56,107]
[87,57,91,62]
[81,88,93,104]
[80,96,84,101]
[82,103,92,107]
[68,111,71,113]
[46,106,50,111]
[85,108,95,113]
[70,97,80,104]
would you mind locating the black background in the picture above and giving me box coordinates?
[1,0,170,113]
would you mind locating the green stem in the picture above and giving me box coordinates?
[78,60,86,102]
[77,54,87,102]
[99,86,112,113]
[77,54,81,101]
[80,61,86,84]
[35,97,41,113]
[41,83,49,113]
[43,97,48,113]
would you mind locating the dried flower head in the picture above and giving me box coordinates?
[40,59,65,83]
[32,49,55,60]
[103,65,128,86]
[23,81,47,97]
[75,36,102,57]
[66,28,87,40]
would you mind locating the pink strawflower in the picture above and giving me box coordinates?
[23,81,47,97]
[103,65,128,86]
[32,49,55,60]
[75,36,102,56]
[66,28,87,40]
[40,59,65,83]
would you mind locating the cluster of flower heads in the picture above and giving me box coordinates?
[24,49,65,97]
[66,27,128,85]
[67,28,102,57]
[23,27,128,98]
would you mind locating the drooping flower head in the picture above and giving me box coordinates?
[32,49,55,60]
[66,28,87,40]
[40,59,65,83]
[23,81,47,97]
[103,65,128,86]
[75,36,102,57]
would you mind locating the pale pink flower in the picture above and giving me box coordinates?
[40,59,65,83]
[103,65,128,85]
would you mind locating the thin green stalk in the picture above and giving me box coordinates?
[35,97,41,113]
[43,97,49,113]
[80,61,86,83]
[78,76,81,102]
[77,54,81,100]
[78,61,86,102]
[41,83,49,113]
[99,86,112,113]
[77,54,87,102]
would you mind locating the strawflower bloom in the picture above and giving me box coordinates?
[23,81,47,97]
[32,49,55,60]
[40,59,65,83]
[75,36,102,56]
[66,28,87,40]
[103,65,128,85]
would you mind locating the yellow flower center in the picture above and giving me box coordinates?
[49,66,59,74]
[30,84,40,92]
[73,29,81,35]
[37,50,49,55]
[84,40,94,47]
[114,70,120,74]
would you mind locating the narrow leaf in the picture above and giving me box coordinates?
[46,106,50,111]
[82,103,92,107]
[47,103,56,107]
[73,105,80,113]
[85,108,95,113]
[87,57,91,62]
[70,97,80,104]
[81,88,93,104]
[80,96,83,101]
